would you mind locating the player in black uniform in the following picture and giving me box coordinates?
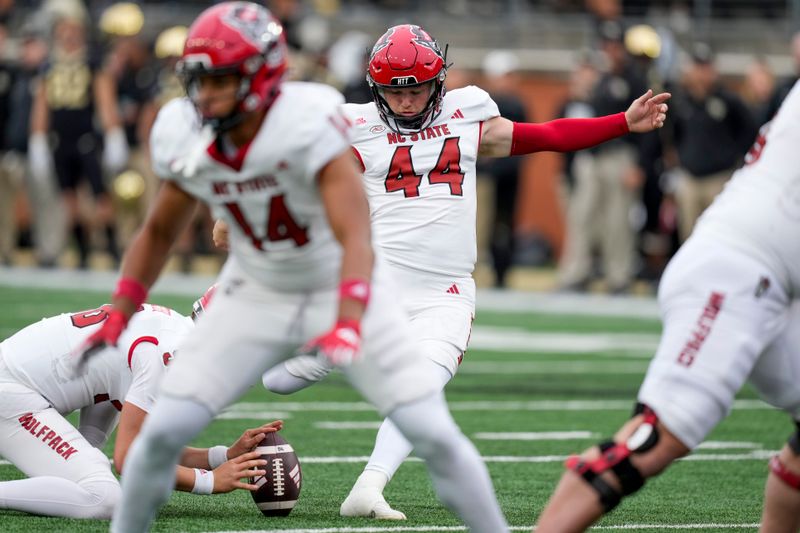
[29,13,128,268]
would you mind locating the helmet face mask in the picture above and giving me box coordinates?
[178,1,287,132]
[367,25,448,133]
[191,285,217,321]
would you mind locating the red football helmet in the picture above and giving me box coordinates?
[191,285,217,321]
[367,24,448,132]
[177,1,287,131]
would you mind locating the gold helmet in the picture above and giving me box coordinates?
[154,26,188,59]
[624,24,661,59]
[99,2,145,37]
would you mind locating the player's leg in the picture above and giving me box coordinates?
[340,349,453,519]
[345,265,507,533]
[387,390,508,533]
[341,272,473,519]
[761,423,800,533]
[0,382,120,519]
[262,352,333,394]
[111,396,213,533]
[111,278,302,533]
[78,401,121,448]
[535,404,690,532]
[536,238,791,532]
[750,302,800,533]
[83,146,120,264]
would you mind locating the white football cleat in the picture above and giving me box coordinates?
[339,487,407,520]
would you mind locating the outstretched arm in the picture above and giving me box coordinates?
[479,89,670,157]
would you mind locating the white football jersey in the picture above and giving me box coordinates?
[0,305,193,415]
[694,81,800,294]
[342,86,500,277]
[151,82,352,290]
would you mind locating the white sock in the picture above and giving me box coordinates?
[111,396,214,533]
[361,419,412,483]
[388,392,509,533]
[352,469,390,492]
[0,476,120,519]
[362,360,452,481]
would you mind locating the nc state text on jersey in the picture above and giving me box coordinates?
[212,174,279,195]
[386,123,452,144]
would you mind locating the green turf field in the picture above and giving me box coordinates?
[0,283,786,532]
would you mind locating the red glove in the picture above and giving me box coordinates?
[73,309,129,375]
[303,319,361,366]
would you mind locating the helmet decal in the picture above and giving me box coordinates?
[409,25,443,57]
[222,2,281,51]
[179,1,288,132]
[370,27,395,58]
[367,24,448,133]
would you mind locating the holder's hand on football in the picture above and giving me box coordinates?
[71,309,129,376]
[228,420,284,458]
[302,319,362,366]
[213,450,267,493]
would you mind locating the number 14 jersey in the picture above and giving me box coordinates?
[342,86,500,278]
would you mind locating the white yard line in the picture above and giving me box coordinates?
[460,361,650,374]
[204,522,759,532]
[224,398,774,415]
[473,431,597,440]
[314,421,384,430]
[468,328,658,355]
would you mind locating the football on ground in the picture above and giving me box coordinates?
[250,432,302,516]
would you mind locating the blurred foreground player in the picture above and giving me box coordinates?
[76,4,509,532]
[260,23,670,520]
[0,297,280,519]
[535,83,800,533]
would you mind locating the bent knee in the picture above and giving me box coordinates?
[80,478,121,519]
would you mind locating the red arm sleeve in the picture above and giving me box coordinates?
[509,112,629,155]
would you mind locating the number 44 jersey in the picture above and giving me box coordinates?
[0,305,193,416]
[342,86,500,278]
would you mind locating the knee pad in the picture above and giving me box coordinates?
[566,403,659,512]
[769,421,800,491]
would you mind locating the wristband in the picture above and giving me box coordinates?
[113,278,148,309]
[208,445,229,469]
[336,318,361,335]
[191,468,214,495]
[339,279,370,307]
